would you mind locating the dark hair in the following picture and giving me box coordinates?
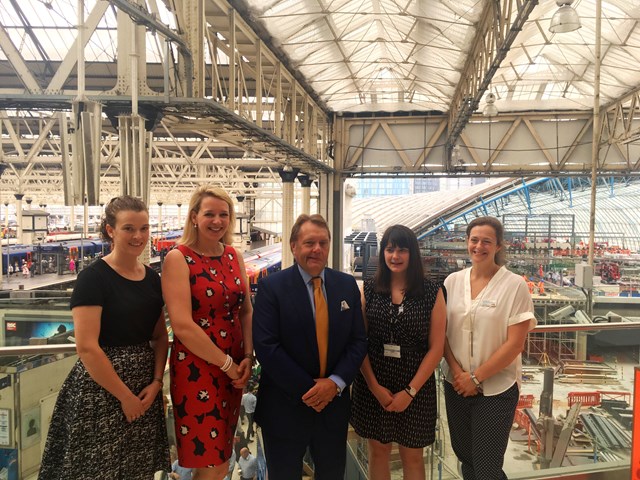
[374,224,424,297]
[466,216,507,265]
[290,214,331,244]
[100,195,148,243]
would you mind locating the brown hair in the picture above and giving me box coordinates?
[179,185,236,247]
[100,195,148,243]
[374,224,424,297]
[289,214,331,244]
[466,216,506,266]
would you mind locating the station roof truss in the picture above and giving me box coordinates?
[1,0,640,202]
[351,176,640,251]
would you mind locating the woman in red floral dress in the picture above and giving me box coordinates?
[163,186,253,480]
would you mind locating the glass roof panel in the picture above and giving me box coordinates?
[1,0,639,115]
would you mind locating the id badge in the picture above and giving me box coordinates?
[480,299,497,307]
[383,344,401,358]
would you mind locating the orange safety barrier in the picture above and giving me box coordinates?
[513,409,531,430]
[517,394,534,409]
[512,409,541,455]
[568,391,600,407]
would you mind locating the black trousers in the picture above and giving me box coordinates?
[246,411,255,437]
[444,381,519,480]
[261,418,347,480]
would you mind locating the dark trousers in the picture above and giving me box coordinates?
[261,417,347,480]
[246,412,255,437]
[444,381,519,480]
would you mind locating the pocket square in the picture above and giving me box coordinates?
[340,300,350,311]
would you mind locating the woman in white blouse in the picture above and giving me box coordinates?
[443,216,536,479]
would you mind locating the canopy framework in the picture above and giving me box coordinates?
[0,0,640,205]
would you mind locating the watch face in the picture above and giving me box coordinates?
[409,386,416,396]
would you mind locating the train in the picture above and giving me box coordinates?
[153,231,283,291]
[242,244,282,291]
[2,239,111,275]
[2,233,285,287]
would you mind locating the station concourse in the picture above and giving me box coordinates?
[0,0,640,479]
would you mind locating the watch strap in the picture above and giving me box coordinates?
[470,372,483,392]
[404,386,416,398]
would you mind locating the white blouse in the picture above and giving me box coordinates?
[443,266,536,395]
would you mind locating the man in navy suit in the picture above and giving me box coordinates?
[253,214,367,480]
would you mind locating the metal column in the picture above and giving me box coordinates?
[279,168,299,269]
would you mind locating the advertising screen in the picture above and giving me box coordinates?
[4,321,74,345]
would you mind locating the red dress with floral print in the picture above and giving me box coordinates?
[170,244,246,468]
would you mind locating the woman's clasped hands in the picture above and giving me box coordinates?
[372,383,413,413]
[452,370,480,397]
[226,357,252,389]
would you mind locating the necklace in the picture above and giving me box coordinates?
[469,289,488,359]
[193,242,224,258]
[468,266,499,360]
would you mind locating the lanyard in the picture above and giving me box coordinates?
[388,292,405,344]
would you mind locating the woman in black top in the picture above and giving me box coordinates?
[39,196,170,480]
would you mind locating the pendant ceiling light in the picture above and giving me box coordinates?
[549,0,581,33]
[482,92,498,117]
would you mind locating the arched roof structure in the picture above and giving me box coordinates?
[0,0,639,237]
[351,176,640,251]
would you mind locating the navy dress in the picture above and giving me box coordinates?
[351,279,441,448]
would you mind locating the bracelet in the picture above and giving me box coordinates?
[220,354,233,372]
[404,387,415,399]
[153,377,163,385]
[244,353,255,364]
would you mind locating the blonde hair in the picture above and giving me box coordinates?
[179,185,236,247]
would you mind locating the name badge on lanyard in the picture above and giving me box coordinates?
[384,344,401,358]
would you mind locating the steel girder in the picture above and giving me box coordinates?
[337,111,640,176]
[0,0,333,190]
[0,109,311,205]
[601,87,640,172]
[445,0,539,164]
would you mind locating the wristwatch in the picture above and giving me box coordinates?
[470,372,483,392]
[404,385,417,398]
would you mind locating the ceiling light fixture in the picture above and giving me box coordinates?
[549,0,581,33]
[482,92,498,117]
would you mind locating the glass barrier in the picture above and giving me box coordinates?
[347,322,638,480]
[0,293,635,479]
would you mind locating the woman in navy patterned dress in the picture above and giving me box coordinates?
[162,186,253,480]
[350,225,446,480]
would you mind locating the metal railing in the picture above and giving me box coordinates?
[0,320,635,479]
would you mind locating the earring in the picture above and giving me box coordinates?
[193,223,198,229]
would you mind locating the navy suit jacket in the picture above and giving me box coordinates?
[253,265,367,439]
